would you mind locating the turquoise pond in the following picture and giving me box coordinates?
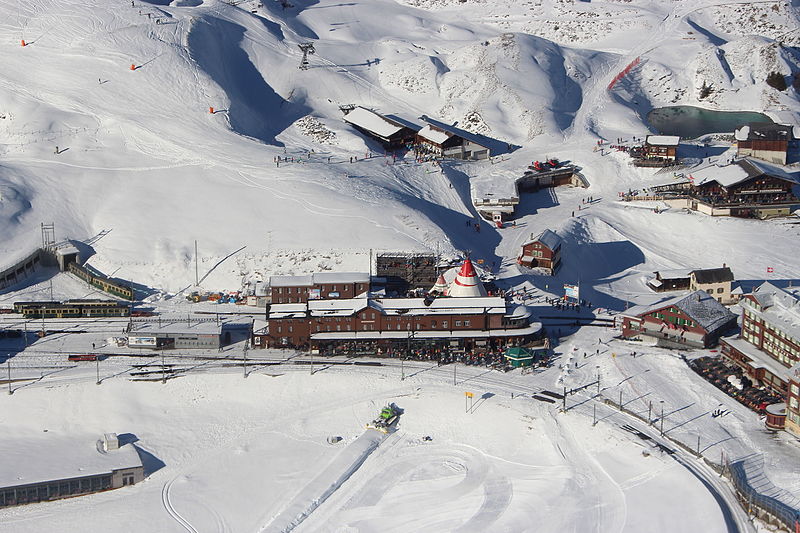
[646,106,773,139]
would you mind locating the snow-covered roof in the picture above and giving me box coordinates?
[128,320,221,335]
[692,267,734,284]
[268,303,308,319]
[269,272,370,287]
[737,122,795,141]
[690,163,750,187]
[689,158,798,188]
[343,107,406,138]
[372,296,506,316]
[0,432,142,489]
[722,336,791,383]
[645,135,680,146]
[312,272,370,284]
[270,275,313,288]
[523,229,562,251]
[417,125,452,145]
[55,245,80,256]
[308,297,369,317]
[743,282,800,344]
[624,291,736,333]
[655,269,693,280]
[311,321,541,340]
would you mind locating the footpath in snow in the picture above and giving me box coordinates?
[261,428,387,533]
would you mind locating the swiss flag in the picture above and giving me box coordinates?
[767,267,774,273]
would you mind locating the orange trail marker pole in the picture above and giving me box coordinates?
[130,64,136,71]
[209,107,215,114]
[21,40,26,47]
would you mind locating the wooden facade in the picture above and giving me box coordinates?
[253,297,541,352]
[518,230,562,275]
[643,135,679,161]
[620,291,736,348]
[736,123,794,165]
[269,273,370,304]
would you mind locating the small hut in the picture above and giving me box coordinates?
[504,347,536,368]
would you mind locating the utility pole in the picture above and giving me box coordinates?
[562,385,567,411]
[161,349,166,384]
[7,359,12,395]
[619,389,623,410]
[243,340,248,378]
[596,365,600,394]
[403,332,410,381]
[96,354,100,385]
[697,434,701,455]
[648,401,652,425]
[310,352,313,375]
[195,240,199,286]
[453,361,456,385]
[593,402,597,426]
[660,401,665,436]
[49,279,53,300]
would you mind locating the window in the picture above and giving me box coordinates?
[455,321,462,327]
[431,320,437,328]
[443,321,448,328]
[717,287,724,293]
[464,320,471,327]
[706,289,713,294]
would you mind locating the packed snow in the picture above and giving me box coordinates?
[1,0,800,530]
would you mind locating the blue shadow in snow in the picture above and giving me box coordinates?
[188,16,310,146]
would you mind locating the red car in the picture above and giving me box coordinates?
[68,354,97,362]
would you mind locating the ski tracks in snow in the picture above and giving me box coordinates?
[161,476,200,533]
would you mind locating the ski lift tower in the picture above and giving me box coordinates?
[298,43,315,70]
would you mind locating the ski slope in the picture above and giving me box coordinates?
[0,0,800,530]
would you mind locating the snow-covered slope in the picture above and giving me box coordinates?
[0,0,798,298]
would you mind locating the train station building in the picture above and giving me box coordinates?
[0,433,144,508]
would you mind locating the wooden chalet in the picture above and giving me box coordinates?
[685,158,799,218]
[643,135,679,161]
[416,122,490,160]
[647,269,693,292]
[342,106,417,148]
[518,230,562,275]
[619,290,737,348]
[735,122,798,165]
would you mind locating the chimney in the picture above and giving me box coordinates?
[103,433,119,451]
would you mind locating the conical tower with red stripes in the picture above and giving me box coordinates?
[431,273,449,295]
[448,257,487,298]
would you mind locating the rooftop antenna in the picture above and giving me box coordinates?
[41,222,55,250]
[298,43,315,70]
[338,103,356,114]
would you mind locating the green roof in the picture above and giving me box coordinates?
[505,347,534,359]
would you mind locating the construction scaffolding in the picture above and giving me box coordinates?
[375,252,439,291]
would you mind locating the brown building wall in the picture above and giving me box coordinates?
[622,307,708,342]
[266,318,311,348]
[271,282,369,304]
[521,242,555,261]
[738,139,788,152]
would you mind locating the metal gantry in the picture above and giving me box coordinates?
[298,43,315,70]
